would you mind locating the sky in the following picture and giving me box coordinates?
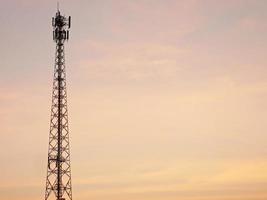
[1,0,267,200]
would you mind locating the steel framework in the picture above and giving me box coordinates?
[45,8,72,200]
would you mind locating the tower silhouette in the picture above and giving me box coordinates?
[45,8,72,200]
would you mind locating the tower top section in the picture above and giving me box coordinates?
[52,9,71,42]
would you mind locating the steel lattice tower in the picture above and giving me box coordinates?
[45,8,72,200]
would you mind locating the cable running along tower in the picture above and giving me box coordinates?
[45,8,72,200]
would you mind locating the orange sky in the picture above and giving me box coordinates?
[1,0,267,200]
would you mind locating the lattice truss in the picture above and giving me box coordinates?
[45,10,72,200]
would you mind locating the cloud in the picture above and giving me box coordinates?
[73,40,187,84]
[73,158,267,200]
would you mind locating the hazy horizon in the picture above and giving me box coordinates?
[1,0,267,200]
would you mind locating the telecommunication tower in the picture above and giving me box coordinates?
[45,8,72,200]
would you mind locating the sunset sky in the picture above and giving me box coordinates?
[1,0,267,200]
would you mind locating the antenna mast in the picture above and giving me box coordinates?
[45,7,72,200]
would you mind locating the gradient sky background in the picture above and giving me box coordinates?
[1,0,267,200]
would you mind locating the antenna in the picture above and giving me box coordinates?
[57,2,59,11]
[45,8,72,200]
